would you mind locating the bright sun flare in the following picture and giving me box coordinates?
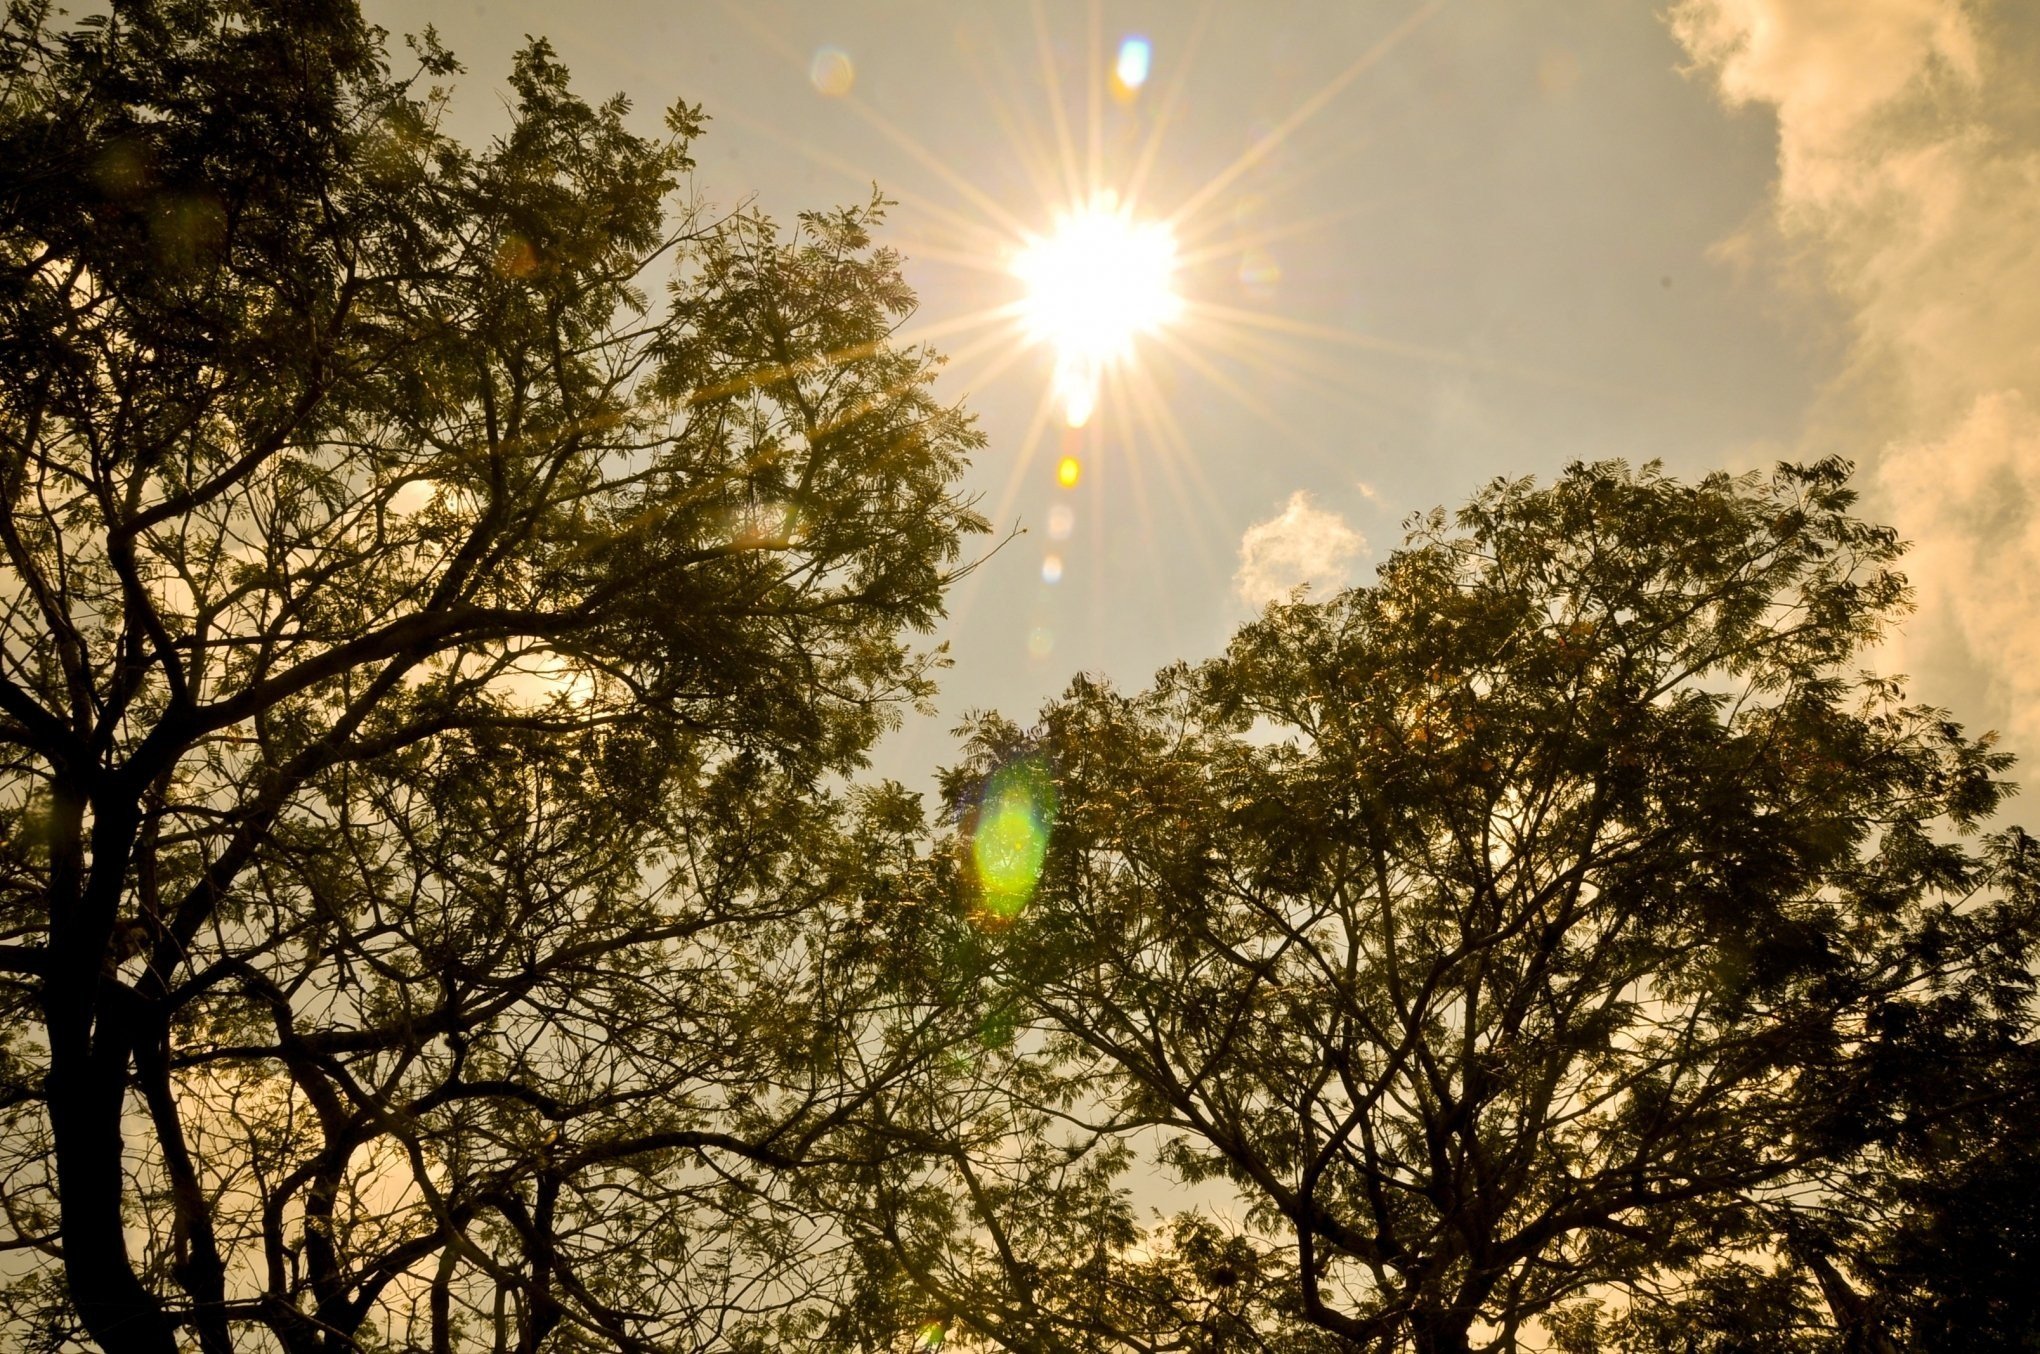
[1013,196,1181,427]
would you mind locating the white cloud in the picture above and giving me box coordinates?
[1668,0,1978,210]
[1672,0,2040,747]
[1880,393,2040,738]
[1234,491,1365,606]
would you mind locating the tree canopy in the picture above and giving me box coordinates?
[0,2,982,1350]
[897,459,2040,1354]
[1,5,2036,1354]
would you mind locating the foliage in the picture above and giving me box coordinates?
[0,3,983,1351]
[903,460,2040,1353]
[4,5,2035,1352]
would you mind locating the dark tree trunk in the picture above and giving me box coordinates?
[47,1045,178,1354]
[1410,1310,1474,1354]
[44,792,177,1354]
[134,1014,233,1354]
[1801,1246,1900,1354]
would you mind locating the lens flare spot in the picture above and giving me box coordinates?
[1115,37,1152,90]
[1048,504,1075,540]
[494,233,539,279]
[1238,246,1282,300]
[915,1320,948,1351]
[1057,456,1083,488]
[1027,626,1054,659]
[1042,553,1064,584]
[810,47,855,96]
[1014,196,1180,427]
[970,756,1056,918]
[1057,367,1099,428]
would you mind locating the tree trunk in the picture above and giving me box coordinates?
[47,1050,178,1354]
[1411,1310,1474,1354]
[134,1014,233,1354]
[1800,1247,1900,1354]
[44,793,177,1354]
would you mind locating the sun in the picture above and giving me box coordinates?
[713,4,1452,583]
[1013,194,1181,428]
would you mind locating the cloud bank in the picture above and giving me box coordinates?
[1235,491,1366,606]
[1671,0,2040,745]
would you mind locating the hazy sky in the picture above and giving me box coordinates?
[371,1,2040,791]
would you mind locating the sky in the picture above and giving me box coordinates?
[372,0,2040,794]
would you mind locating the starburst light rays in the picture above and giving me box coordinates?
[1013,198,1182,427]
[574,0,1682,680]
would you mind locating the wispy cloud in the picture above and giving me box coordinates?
[1235,491,1365,606]
[1671,0,2040,745]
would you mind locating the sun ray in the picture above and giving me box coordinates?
[935,324,1041,404]
[1175,200,1394,271]
[1031,0,1088,209]
[1169,122,1495,270]
[1185,299,1472,366]
[942,380,1064,637]
[599,1,1477,632]
[1103,370,1165,585]
[672,303,1025,412]
[880,240,1023,276]
[710,0,1038,242]
[1190,321,1391,416]
[986,380,1064,537]
[1149,327,1316,447]
[1092,367,1188,658]
[922,320,1032,382]
[1141,325,1413,529]
[954,29,1078,222]
[1114,360,1233,588]
[1191,317,1436,425]
[1184,317,1470,469]
[525,10,1059,266]
[1118,357,1241,553]
[1122,3,1214,215]
[510,13,1016,248]
[891,301,1032,350]
[1086,0,1104,200]
[1107,450,1186,657]
[1190,315,1377,383]
[1168,130,1484,263]
[834,96,1042,244]
[1165,128,1417,255]
[709,104,1015,255]
[1187,298,1699,411]
[1189,337,1459,479]
[1166,0,1446,233]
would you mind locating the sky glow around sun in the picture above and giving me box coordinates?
[1013,197,1181,427]
[367,0,2040,928]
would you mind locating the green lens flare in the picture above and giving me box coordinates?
[970,756,1055,918]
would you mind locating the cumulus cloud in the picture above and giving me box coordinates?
[1879,393,2040,723]
[1671,0,2040,745]
[1234,491,1366,606]
[1669,0,1979,209]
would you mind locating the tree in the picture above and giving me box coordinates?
[1812,1025,2040,1349]
[898,460,2040,1353]
[0,3,984,1350]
